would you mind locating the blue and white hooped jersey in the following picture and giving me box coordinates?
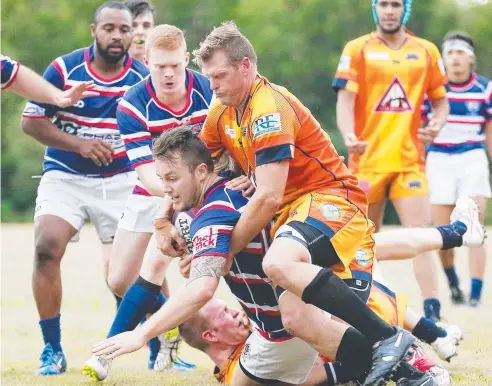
[422,73,492,154]
[189,175,291,342]
[22,44,149,177]
[1,54,20,89]
[117,69,212,196]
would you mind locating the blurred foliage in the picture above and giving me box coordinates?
[2,0,492,222]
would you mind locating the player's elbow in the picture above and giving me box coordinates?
[256,188,283,214]
[21,117,38,137]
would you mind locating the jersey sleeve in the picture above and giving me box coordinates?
[21,60,64,119]
[332,40,362,94]
[117,98,153,168]
[199,103,226,158]
[485,81,492,122]
[426,44,447,101]
[420,95,431,122]
[1,55,20,89]
[191,207,240,261]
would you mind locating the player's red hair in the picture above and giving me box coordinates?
[146,24,187,57]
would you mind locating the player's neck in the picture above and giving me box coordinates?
[376,27,406,50]
[92,50,127,77]
[155,83,188,111]
[205,343,240,371]
[448,71,472,85]
[235,71,258,123]
[196,173,220,209]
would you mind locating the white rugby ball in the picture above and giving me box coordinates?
[173,210,195,253]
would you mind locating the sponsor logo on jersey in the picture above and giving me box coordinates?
[407,180,422,189]
[355,249,369,266]
[320,203,341,221]
[405,53,420,60]
[374,77,413,112]
[192,227,218,254]
[367,51,390,61]
[225,125,236,139]
[252,113,281,139]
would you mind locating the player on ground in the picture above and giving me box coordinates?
[333,0,450,321]
[123,0,155,64]
[92,129,435,386]
[422,31,491,307]
[84,24,210,377]
[1,55,97,106]
[20,1,149,375]
[155,21,417,385]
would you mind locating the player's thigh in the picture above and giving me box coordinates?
[237,330,318,385]
[426,152,458,206]
[368,200,387,232]
[391,172,432,226]
[139,233,173,285]
[356,171,392,231]
[471,196,488,223]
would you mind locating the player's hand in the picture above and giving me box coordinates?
[418,120,442,144]
[77,139,113,167]
[178,253,192,278]
[344,133,368,155]
[92,330,146,359]
[154,217,188,258]
[225,175,256,197]
[54,81,99,108]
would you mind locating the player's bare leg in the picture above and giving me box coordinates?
[368,199,387,233]
[33,215,78,375]
[468,196,487,307]
[393,195,440,321]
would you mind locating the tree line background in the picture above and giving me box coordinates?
[2,0,492,223]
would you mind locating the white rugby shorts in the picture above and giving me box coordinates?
[239,329,318,384]
[117,194,164,233]
[426,149,491,205]
[34,170,137,243]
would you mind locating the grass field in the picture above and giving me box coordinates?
[1,224,492,385]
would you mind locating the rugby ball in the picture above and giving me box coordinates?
[172,210,196,253]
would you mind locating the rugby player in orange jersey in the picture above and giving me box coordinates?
[153,21,417,386]
[333,0,450,321]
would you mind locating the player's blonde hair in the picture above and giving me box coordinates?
[145,24,187,58]
[178,313,210,352]
[193,21,257,67]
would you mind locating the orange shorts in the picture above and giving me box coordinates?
[368,281,408,328]
[356,171,428,205]
[273,193,374,281]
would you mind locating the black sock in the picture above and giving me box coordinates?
[437,223,466,250]
[324,327,372,384]
[301,269,395,343]
[392,361,425,381]
[114,294,122,310]
[412,317,447,344]
[135,276,162,296]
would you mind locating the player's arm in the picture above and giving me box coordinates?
[418,96,449,143]
[20,61,112,166]
[333,42,367,155]
[484,85,492,159]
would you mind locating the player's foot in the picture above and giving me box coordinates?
[153,328,196,372]
[469,297,481,308]
[450,286,465,305]
[431,323,462,362]
[450,196,485,247]
[36,343,67,376]
[396,372,437,386]
[363,327,416,386]
[406,346,451,386]
[82,355,111,382]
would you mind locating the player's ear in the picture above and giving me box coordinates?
[196,163,209,181]
[184,52,190,67]
[202,329,218,343]
[91,24,96,39]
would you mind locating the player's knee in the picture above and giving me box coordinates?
[280,306,305,336]
[34,235,65,269]
[262,258,286,284]
[107,271,130,297]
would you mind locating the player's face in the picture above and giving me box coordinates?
[130,11,155,60]
[376,0,404,34]
[202,50,252,107]
[91,8,133,64]
[156,153,203,212]
[202,299,250,346]
[148,48,190,96]
[443,49,473,77]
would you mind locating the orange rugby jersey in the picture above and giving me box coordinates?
[213,343,245,384]
[200,75,367,218]
[333,32,447,173]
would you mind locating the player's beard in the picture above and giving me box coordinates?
[379,23,402,35]
[95,38,128,64]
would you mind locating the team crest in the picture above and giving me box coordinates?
[320,203,341,221]
[374,77,413,113]
[465,101,481,114]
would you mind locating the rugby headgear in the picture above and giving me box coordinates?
[372,0,412,26]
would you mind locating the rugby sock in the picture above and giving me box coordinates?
[412,317,447,344]
[301,268,396,343]
[470,278,483,300]
[148,335,161,366]
[423,298,441,320]
[114,294,122,309]
[324,327,372,384]
[107,276,166,338]
[437,222,466,250]
[39,314,62,353]
[444,267,460,288]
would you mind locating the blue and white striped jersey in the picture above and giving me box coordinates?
[1,54,20,89]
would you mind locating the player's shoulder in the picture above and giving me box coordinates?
[121,77,150,106]
[130,57,150,77]
[56,47,86,70]
[343,32,377,52]
[408,35,440,55]
[474,73,492,89]
[251,76,299,119]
